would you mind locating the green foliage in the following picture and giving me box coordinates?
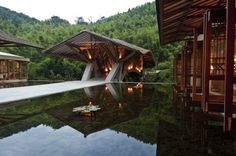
[0,2,183,81]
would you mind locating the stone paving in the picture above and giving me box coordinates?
[0,81,106,104]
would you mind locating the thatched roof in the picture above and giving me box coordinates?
[0,30,43,48]
[44,30,155,68]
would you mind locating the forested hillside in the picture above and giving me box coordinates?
[0,2,183,81]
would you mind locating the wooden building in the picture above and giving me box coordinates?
[0,30,42,84]
[0,52,29,83]
[44,30,155,82]
[156,0,235,132]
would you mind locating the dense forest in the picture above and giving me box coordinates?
[0,2,183,82]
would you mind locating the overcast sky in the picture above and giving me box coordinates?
[0,0,154,23]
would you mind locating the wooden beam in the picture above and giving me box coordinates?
[99,43,117,62]
[66,44,90,62]
[224,0,235,132]
[120,51,136,62]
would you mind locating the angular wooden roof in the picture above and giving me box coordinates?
[44,30,155,68]
[156,0,226,45]
[0,30,43,48]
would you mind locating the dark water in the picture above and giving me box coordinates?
[0,83,235,156]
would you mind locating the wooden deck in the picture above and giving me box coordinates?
[0,81,106,104]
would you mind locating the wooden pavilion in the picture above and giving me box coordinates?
[156,0,235,132]
[0,30,42,83]
[0,52,29,83]
[44,30,155,82]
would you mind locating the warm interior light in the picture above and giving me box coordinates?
[135,67,142,73]
[105,86,108,91]
[135,82,143,89]
[234,56,236,62]
[109,67,112,71]
[119,53,122,59]
[87,52,92,60]
[105,68,109,72]
[128,65,133,70]
[88,101,93,106]
[128,87,133,93]
[210,65,214,70]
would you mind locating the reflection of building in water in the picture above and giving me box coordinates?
[160,92,236,156]
[47,84,154,137]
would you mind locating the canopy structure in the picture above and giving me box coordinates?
[0,30,43,48]
[156,0,226,45]
[44,30,155,82]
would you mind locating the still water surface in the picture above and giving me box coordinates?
[0,83,235,156]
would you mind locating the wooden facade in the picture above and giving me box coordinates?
[156,0,236,132]
[0,52,29,83]
[0,30,42,84]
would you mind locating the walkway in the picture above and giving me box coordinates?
[0,81,106,104]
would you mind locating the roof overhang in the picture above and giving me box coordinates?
[0,30,43,49]
[44,30,155,68]
[0,51,29,62]
[156,0,226,45]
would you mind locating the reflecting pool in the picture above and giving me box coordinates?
[0,83,235,156]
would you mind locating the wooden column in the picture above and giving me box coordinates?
[7,60,10,80]
[192,28,198,99]
[181,50,185,91]
[224,0,235,132]
[202,12,211,112]
[182,47,188,92]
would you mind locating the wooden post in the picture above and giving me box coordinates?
[181,49,185,91]
[7,60,10,80]
[192,28,198,99]
[202,11,211,112]
[224,0,235,132]
[182,47,188,92]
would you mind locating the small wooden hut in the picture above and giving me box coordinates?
[0,30,42,84]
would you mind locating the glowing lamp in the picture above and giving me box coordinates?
[128,87,133,93]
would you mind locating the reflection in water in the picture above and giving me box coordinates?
[0,84,235,156]
[0,83,157,156]
[47,83,155,137]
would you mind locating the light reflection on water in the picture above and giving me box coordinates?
[1,83,235,156]
[0,83,157,156]
[0,124,156,156]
